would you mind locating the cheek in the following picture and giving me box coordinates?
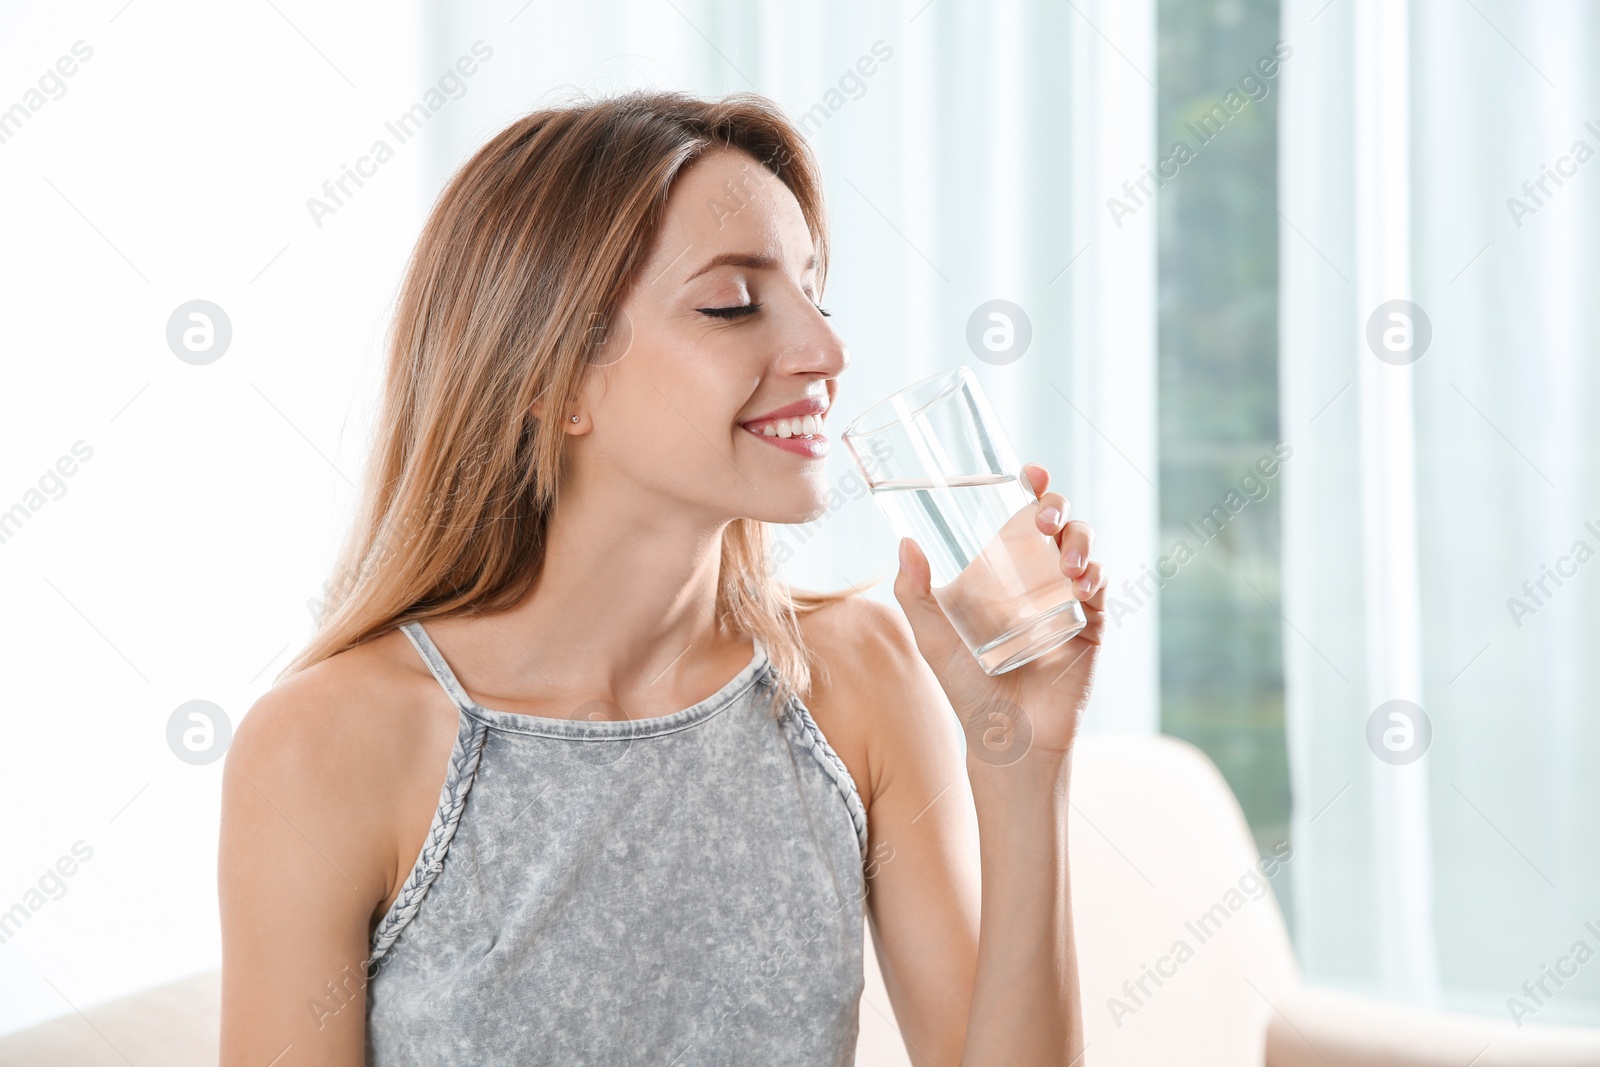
[593,366,738,476]
[590,319,779,491]
[622,325,750,419]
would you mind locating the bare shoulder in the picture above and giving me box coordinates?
[228,630,433,809]
[797,593,954,811]
[222,628,459,924]
[799,592,921,689]
[219,632,458,1060]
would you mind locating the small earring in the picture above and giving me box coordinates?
[570,415,580,423]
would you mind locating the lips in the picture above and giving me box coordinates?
[742,426,829,458]
[738,395,830,458]
[739,395,829,428]
[739,391,838,460]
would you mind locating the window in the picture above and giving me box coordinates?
[1155,0,1293,921]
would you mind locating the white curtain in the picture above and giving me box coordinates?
[1281,0,1600,1022]
[425,0,1160,733]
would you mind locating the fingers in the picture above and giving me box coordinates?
[1021,466,1107,637]
[1074,559,1105,604]
[893,536,932,598]
[1034,491,1071,535]
[892,536,964,673]
[1056,519,1094,577]
[1022,463,1050,498]
[1033,498,1098,597]
[1076,559,1107,647]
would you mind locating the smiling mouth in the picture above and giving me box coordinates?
[738,413,829,457]
[743,413,823,439]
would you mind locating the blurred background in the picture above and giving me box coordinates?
[1,0,1597,1044]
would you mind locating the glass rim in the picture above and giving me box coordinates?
[840,366,972,441]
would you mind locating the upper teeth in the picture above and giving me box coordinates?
[760,415,821,438]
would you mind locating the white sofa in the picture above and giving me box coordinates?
[4,734,1597,1066]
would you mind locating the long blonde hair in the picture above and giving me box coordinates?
[281,90,854,706]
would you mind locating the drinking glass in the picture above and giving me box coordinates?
[841,366,1086,675]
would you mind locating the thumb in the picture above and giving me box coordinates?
[891,537,962,667]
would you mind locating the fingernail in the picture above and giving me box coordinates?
[1038,505,1063,528]
[1076,575,1093,597]
[1065,549,1084,572]
[898,538,910,569]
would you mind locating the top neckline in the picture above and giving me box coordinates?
[399,620,773,739]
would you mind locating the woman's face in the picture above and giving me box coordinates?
[567,146,848,525]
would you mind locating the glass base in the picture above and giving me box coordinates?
[972,598,1088,675]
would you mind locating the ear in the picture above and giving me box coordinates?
[534,385,592,431]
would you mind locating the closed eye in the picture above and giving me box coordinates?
[696,302,831,319]
[698,302,762,319]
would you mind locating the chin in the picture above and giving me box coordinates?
[753,487,831,526]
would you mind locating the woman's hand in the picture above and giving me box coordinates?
[892,462,1105,765]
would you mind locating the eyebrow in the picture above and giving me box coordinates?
[683,251,819,284]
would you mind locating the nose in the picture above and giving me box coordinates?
[779,301,849,379]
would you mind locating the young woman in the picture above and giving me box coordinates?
[218,90,1105,1066]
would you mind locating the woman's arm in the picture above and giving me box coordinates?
[819,597,982,1064]
[860,462,1102,1065]
[217,672,398,1067]
[958,739,1080,1062]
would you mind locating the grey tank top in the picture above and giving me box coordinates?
[364,621,869,1066]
